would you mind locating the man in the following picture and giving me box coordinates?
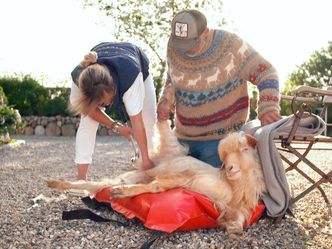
[157,10,281,167]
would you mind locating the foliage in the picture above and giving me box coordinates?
[281,41,332,122]
[0,76,74,117]
[0,75,125,120]
[0,75,49,116]
[283,41,332,95]
[43,96,69,116]
[0,85,24,143]
[0,86,8,105]
[0,105,22,134]
[280,98,292,116]
[83,0,225,100]
[44,87,71,116]
[248,86,258,120]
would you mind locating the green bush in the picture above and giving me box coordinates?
[43,96,69,116]
[44,87,71,116]
[0,86,8,105]
[0,75,138,120]
[0,105,22,134]
[0,76,75,117]
[0,85,24,141]
[0,76,48,116]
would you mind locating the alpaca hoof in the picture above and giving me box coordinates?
[229,232,242,240]
[46,180,69,191]
[216,216,226,229]
[228,228,243,240]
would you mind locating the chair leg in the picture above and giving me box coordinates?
[288,146,332,183]
[279,143,332,205]
[290,172,331,204]
[283,142,313,172]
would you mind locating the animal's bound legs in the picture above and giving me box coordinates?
[111,171,194,198]
[47,179,110,196]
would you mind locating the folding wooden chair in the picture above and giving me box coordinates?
[276,85,332,205]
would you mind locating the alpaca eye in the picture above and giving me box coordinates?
[241,147,249,152]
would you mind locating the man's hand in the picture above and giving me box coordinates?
[157,101,172,121]
[259,110,281,126]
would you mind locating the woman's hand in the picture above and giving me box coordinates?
[141,157,155,170]
[88,108,133,140]
[117,125,132,141]
[109,122,132,141]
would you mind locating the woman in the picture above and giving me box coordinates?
[70,42,157,180]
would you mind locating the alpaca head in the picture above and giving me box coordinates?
[218,131,258,181]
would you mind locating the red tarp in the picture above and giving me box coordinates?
[95,187,265,233]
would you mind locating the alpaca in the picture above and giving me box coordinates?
[47,122,266,238]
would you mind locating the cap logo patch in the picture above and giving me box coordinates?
[175,22,188,38]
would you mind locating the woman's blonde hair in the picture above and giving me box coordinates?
[70,51,116,116]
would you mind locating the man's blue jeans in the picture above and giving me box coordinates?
[178,139,222,168]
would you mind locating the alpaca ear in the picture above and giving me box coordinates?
[245,134,257,148]
[218,140,226,160]
[220,150,227,160]
[238,131,246,144]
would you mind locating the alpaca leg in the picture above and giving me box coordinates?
[111,172,194,199]
[115,171,153,185]
[226,220,244,239]
[214,201,227,220]
[217,209,244,239]
[47,180,110,195]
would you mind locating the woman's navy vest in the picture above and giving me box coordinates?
[71,42,149,107]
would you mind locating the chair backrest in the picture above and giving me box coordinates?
[282,85,332,137]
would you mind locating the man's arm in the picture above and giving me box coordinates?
[236,35,281,125]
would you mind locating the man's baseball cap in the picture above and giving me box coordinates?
[168,10,207,52]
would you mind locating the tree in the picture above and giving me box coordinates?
[83,0,225,99]
[283,41,332,95]
[281,41,332,120]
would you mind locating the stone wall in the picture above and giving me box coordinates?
[18,116,116,136]
[17,116,332,137]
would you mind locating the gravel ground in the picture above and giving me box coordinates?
[0,135,331,249]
